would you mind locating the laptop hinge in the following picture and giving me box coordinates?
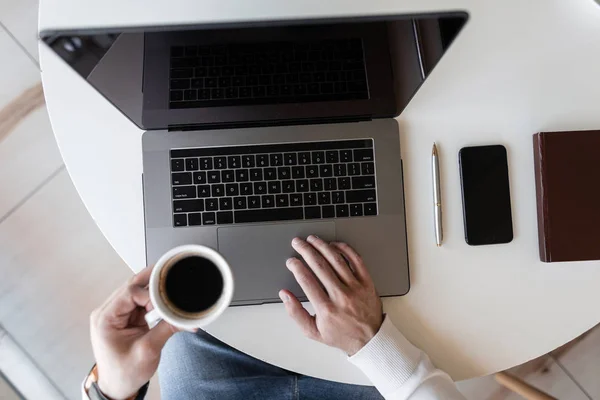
[167,116,371,132]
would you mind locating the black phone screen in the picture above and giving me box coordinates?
[459,145,513,245]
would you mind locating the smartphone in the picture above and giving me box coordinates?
[459,145,513,245]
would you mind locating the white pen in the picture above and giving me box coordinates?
[432,143,443,246]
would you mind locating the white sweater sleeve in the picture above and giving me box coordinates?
[349,316,466,400]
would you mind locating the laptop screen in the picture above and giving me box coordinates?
[41,13,467,130]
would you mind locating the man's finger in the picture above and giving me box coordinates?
[306,235,356,285]
[279,290,320,341]
[330,242,370,283]
[286,257,329,306]
[291,237,342,293]
[142,320,177,354]
[101,286,151,330]
[131,265,154,287]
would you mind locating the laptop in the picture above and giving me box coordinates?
[140,21,410,305]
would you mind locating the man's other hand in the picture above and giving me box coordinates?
[280,236,384,356]
[90,266,176,400]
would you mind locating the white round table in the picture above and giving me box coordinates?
[39,0,600,384]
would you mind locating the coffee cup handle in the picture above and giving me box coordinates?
[145,309,162,329]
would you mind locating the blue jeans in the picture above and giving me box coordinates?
[158,330,383,400]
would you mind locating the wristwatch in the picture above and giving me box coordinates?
[84,365,149,400]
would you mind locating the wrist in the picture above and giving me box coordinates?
[97,379,139,400]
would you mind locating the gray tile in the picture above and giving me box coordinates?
[0,106,63,220]
[0,374,21,400]
[556,324,600,399]
[0,170,132,399]
[0,0,40,63]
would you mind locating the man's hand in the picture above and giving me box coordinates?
[90,266,176,400]
[280,236,383,356]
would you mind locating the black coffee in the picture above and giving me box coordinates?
[164,256,224,314]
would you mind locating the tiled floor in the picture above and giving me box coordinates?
[0,2,599,400]
[0,373,21,400]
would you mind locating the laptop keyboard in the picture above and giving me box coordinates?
[169,39,369,109]
[170,139,378,227]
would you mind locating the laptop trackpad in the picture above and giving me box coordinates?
[217,222,336,304]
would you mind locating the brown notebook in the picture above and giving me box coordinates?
[533,130,600,262]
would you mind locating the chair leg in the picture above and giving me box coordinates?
[494,372,557,400]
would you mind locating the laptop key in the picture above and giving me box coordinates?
[305,206,321,219]
[198,157,212,170]
[364,203,377,216]
[290,194,303,207]
[234,207,304,224]
[174,214,187,227]
[334,164,347,177]
[340,150,353,162]
[172,172,192,185]
[268,181,282,194]
[326,151,339,163]
[207,171,220,184]
[197,185,211,198]
[257,155,269,167]
[262,195,275,208]
[312,151,325,164]
[173,186,196,199]
[202,212,216,225]
[350,204,363,217]
[277,167,290,180]
[352,176,376,189]
[188,213,203,226]
[226,184,239,197]
[296,180,309,192]
[298,152,311,165]
[248,196,261,209]
[242,155,255,168]
[362,162,375,175]
[221,170,235,183]
[270,154,283,166]
[205,198,218,211]
[228,156,241,169]
[318,192,331,205]
[212,185,225,197]
[240,182,253,196]
[310,179,323,192]
[192,172,207,185]
[338,177,351,190]
[345,189,376,203]
[249,169,263,181]
[324,178,337,191]
[319,165,333,177]
[336,204,350,218]
[322,205,335,219]
[173,199,204,213]
[171,159,184,171]
[276,194,289,207]
[348,163,361,176]
[292,166,305,179]
[284,153,297,166]
[306,166,319,178]
[214,157,227,169]
[354,149,374,162]
[235,169,249,182]
[234,197,247,210]
[185,158,199,171]
[304,193,317,206]
[282,180,295,193]
[219,198,233,210]
[264,168,277,181]
[217,211,234,225]
[332,191,345,204]
[254,182,267,195]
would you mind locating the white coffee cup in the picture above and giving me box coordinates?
[145,245,234,331]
